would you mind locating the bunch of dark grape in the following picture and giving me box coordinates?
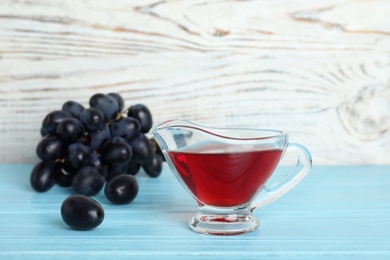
[30,93,164,229]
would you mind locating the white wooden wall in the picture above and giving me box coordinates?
[1,0,389,165]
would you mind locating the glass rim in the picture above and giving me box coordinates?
[152,120,288,141]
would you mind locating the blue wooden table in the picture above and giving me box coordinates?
[0,164,389,259]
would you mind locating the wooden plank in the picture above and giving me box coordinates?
[0,165,389,258]
[0,0,389,164]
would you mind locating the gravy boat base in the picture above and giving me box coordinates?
[188,206,259,235]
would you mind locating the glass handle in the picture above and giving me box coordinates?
[252,143,312,211]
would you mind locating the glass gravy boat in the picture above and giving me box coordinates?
[150,120,312,235]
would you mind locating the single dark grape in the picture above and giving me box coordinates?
[108,93,124,112]
[61,194,104,230]
[143,153,163,178]
[57,118,85,143]
[126,157,141,175]
[130,133,154,165]
[56,164,77,187]
[80,108,105,132]
[72,166,105,196]
[89,93,119,123]
[88,125,111,151]
[127,104,153,133]
[104,174,138,205]
[102,137,132,166]
[65,142,91,169]
[42,110,72,135]
[36,135,67,161]
[62,101,85,118]
[110,117,140,142]
[30,161,57,192]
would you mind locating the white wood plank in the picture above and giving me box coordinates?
[0,0,389,164]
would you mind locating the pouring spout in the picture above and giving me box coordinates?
[149,123,167,152]
[149,120,198,152]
